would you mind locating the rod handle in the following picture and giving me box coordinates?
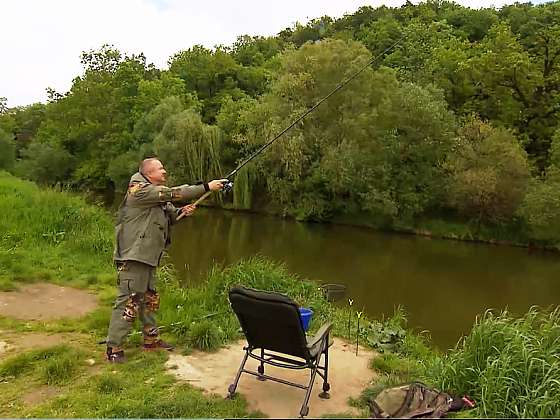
[176,190,213,221]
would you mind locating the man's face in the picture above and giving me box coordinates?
[145,160,167,185]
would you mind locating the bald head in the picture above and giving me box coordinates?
[140,158,167,185]
[140,158,159,174]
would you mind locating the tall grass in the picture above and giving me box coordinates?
[155,256,333,349]
[0,171,114,289]
[423,308,560,418]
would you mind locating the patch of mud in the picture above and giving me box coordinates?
[0,283,98,320]
[21,385,61,407]
[166,338,376,418]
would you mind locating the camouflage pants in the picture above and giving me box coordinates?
[106,260,160,348]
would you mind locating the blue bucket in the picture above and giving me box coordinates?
[299,307,313,331]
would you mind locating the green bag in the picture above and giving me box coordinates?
[369,382,474,418]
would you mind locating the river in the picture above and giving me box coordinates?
[167,208,560,350]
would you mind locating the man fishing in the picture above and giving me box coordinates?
[103,35,405,364]
[105,157,226,363]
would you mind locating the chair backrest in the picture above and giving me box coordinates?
[229,286,310,360]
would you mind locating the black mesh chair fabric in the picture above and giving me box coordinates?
[229,286,310,359]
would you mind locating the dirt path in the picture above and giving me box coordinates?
[0,283,98,320]
[166,338,376,418]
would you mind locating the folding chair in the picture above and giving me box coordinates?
[227,286,333,418]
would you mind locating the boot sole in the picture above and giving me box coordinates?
[143,347,174,352]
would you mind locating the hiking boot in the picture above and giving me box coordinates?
[106,347,126,363]
[143,339,174,352]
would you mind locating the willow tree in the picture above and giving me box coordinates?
[153,109,224,191]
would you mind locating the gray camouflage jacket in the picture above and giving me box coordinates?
[113,172,206,267]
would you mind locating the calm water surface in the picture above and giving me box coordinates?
[168,208,560,349]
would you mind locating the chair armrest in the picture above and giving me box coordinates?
[307,322,333,349]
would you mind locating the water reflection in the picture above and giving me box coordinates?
[168,208,560,349]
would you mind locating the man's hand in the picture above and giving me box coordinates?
[208,179,229,191]
[180,204,197,217]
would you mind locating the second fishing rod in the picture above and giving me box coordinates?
[178,35,406,220]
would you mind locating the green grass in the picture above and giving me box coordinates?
[0,345,84,384]
[0,171,114,290]
[427,307,560,418]
[26,350,259,418]
[2,171,560,418]
[0,346,258,418]
[357,307,560,418]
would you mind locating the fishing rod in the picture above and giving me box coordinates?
[178,35,406,220]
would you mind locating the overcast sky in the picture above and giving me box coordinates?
[0,0,551,107]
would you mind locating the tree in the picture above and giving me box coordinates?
[519,128,560,243]
[169,45,241,122]
[0,128,15,170]
[233,39,456,221]
[518,168,560,244]
[445,118,530,225]
[15,141,74,185]
[153,109,224,186]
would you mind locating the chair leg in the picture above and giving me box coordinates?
[257,348,266,381]
[300,356,320,418]
[228,349,249,398]
[319,334,331,399]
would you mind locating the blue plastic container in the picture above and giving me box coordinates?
[299,307,313,331]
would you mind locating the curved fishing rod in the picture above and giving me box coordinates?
[179,34,406,218]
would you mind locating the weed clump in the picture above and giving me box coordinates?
[41,352,80,384]
[0,345,83,385]
[96,374,124,394]
[188,319,223,351]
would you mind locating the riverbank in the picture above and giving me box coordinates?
[2,172,560,418]
[225,203,553,253]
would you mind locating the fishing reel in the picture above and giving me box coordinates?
[221,179,234,193]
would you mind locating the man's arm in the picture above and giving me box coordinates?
[127,179,227,208]
[127,182,207,207]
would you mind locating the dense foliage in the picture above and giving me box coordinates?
[2,0,560,244]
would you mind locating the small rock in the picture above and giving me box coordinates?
[0,341,10,354]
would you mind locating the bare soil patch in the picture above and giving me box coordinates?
[166,338,376,418]
[21,385,61,407]
[0,283,98,320]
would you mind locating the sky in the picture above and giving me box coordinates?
[0,0,552,108]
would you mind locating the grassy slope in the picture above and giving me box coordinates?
[0,171,114,290]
